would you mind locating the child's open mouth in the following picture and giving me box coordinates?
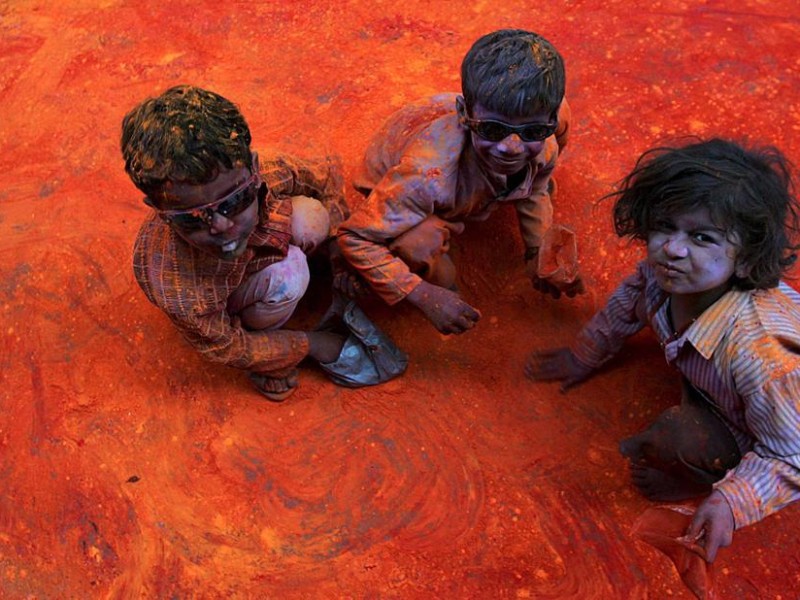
[221,239,239,253]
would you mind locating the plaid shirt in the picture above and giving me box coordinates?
[572,261,800,529]
[133,151,347,374]
[338,93,570,305]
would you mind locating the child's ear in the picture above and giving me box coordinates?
[251,151,260,173]
[455,96,468,127]
[734,260,751,280]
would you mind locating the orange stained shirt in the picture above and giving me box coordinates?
[133,152,347,374]
[337,93,570,305]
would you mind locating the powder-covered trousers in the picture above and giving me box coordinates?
[227,195,330,330]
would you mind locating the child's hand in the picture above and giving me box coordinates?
[328,238,370,299]
[332,268,370,299]
[525,226,585,299]
[524,347,593,391]
[406,280,481,334]
[684,490,735,563]
[529,271,585,299]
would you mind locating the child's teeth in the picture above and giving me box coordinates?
[223,241,237,252]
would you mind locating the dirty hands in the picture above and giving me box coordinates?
[685,490,735,563]
[332,268,369,299]
[524,347,594,391]
[329,238,370,299]
[525,255,585,299]
[406,280,481,334]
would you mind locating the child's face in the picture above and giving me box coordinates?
[460,100,555,177]
[647,206,741,302]
[156,164,260,260]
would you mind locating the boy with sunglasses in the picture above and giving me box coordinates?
[122,85,348,401]
[337,29,583,335]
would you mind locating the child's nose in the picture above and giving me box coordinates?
[208,211,235,234]
[497,133,525,154]
[663,234,689,258]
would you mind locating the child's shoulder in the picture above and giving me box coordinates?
[375,93,464,147]
[387,93,459,129]
[748,282,800,333]
[362,94,465,186]
[724,284,800,390]
[724,284,800,363]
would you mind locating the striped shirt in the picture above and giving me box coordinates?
[572,261,800,529]
[338,93,570,305]
[132,152,347,374]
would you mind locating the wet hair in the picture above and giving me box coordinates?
[121,85,252,200]
[461,29,565,120]
[611,138,799,289]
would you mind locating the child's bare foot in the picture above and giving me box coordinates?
[629,463,711,502]
[249,370,299,402]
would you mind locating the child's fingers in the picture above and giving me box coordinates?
[524,350,562,379]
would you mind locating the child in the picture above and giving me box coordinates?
[337,29,584,335]
[526,138,800,563]
[122,85,349,401]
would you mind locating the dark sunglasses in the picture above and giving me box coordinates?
[464,117,558,143]
[150,175,264,232]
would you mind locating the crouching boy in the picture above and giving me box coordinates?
[122,85,348,401]
[337,29,584,335]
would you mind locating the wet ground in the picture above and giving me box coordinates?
[2,1,800,598]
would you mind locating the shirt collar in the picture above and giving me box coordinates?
[680,288,750,359]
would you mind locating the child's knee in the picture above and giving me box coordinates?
[389,216,460,268]
[237,246,310,330]
[291,196,330,253]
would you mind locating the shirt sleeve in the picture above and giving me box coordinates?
[132,218,309,375]
[337,160,440,305]
[172,306,310,374]
[262,153,349,234]
[713,357,800,529]
[570,263,650,368]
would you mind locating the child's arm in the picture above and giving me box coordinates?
[525,263,652,388]
[337,162,446,306]
[709,372,800,530]
[694,291,800,545]
[178,307,311,373]
[515,106,583,298]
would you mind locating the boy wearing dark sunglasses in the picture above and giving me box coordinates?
[122,85,349,401]
[337,29,583,335]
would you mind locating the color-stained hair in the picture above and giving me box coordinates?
[461,29,565,120]
[121,85,252,200]
[611,138,799,289]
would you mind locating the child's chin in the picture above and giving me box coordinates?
[194,239,246,260]
[488,158,526,175]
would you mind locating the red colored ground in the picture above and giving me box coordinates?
[2,1,799,598]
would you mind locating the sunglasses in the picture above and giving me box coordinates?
[464,117,558,143]
[150,174,262,232]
